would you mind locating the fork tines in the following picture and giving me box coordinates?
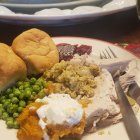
[100,47,117,59]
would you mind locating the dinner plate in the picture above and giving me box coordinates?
[0,0,136,25]
[0,36,139,140]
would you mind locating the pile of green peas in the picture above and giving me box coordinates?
[0,77,48,129]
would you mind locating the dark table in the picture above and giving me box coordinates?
[0,7,140,45]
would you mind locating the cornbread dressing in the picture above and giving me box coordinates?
[43,61,100,99]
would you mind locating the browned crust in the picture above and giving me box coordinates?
[11,28,59,76]
[0,43,27,92]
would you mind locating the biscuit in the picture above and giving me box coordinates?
[0,43,27,92]
[12,28,59,75]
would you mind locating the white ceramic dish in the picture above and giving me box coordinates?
[0,36,139,140]
[0,0,74,4]
[0,0,136,25]
[0,0,103,13]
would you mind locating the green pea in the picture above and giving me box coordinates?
[14,89,21,97]
[11,97,19,104]
[16,81,23,87]
[19,89,24,94]
[13,121,20,129]
[0,104,3,108]
[33,85,40,92]
[7,104,15,114]
[25,87,32,91]
[6,88,12,94]
[25,87,33,93]
[30,88,33,93]
[30,77,37,85]
[24,82,30,88]
[18,107,23,113]
[7,107,13,114]
[0,96,6,102]
[32,92,36,96]
[2,112,9,120]
[38,78,44,82]
[38,91,46,99]
[13,112,19,118]
[3,101,10,109]
[42,81,47,88]
[7,99,11,102]
[0,96,4,100]
[6,119,14,128]
[19,100,26,107]
[12,87,16,92]
[5,94,9,99]
[35,81,42,87]
[19,85,24,90]
[25,90,31,98]
[1,99,6,104]
[29,95,34,100]
[6,117,14,122]
[9,93,14,98]
[40,86,44,89]
[12,104,18,113]
[19,93,24,100]
[1,107,5,112]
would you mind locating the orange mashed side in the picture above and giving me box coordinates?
[17,102,86,140]
[17,102,45,140]
[46,116,86,140]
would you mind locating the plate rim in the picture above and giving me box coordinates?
[52,36,139,59]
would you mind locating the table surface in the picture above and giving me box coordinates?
[0,7,140,45]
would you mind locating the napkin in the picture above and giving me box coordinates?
[119,43,140,58]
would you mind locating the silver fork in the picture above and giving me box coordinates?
[100,47,117,59]
[100,47,140,140]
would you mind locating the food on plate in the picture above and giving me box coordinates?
[11,28,59,76]
[0,29,135,140]
[69,48,131,75]
[84,69,120,132]
[43,61,100,99]
[57,43,92,61]
[57,43,77,61]
[0,43,27,92]
[0,77,49,128]
[17,94,85,140]
[119,59,140,105]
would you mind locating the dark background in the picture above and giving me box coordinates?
[0,7,140,45]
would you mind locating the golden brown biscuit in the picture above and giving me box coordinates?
[0,43,27,92]
[11,28,59,76]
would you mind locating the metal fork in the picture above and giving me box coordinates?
[100,47,117,59]
[100,47,140,140]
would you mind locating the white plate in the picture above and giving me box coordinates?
[0,36,139,140]
[0,0,136,25]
